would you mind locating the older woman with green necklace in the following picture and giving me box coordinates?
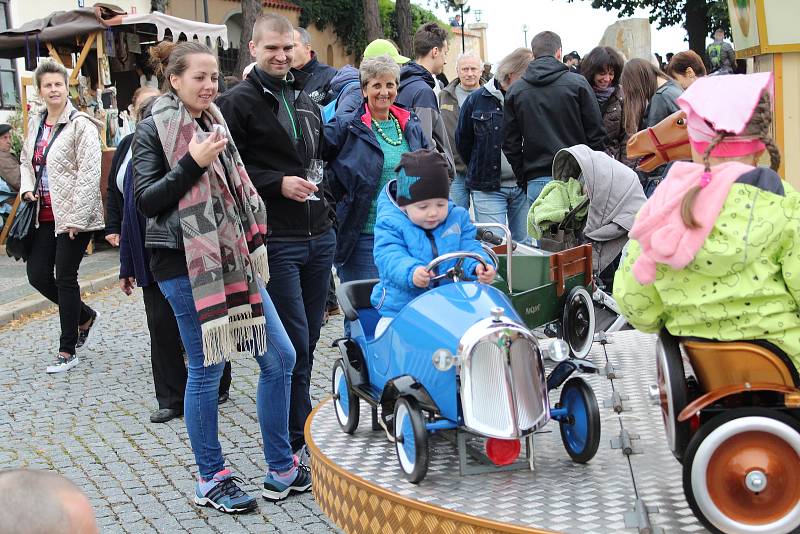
[323,55,430,284]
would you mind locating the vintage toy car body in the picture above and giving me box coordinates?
[332,252,601,483]
[654,330,800,533]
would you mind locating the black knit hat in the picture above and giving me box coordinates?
[394,149,450,207]
[0,124,11,136]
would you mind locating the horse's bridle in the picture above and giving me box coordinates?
[645,126,690,162]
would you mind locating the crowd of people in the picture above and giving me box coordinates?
[5,10,789,520]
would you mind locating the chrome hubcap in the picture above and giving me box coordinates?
[745,469,767,493]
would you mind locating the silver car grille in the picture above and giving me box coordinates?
[469,340,514,433]
[509,337,547,431]
[460,325,549,438]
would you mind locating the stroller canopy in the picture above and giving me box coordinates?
[552,145,646,273]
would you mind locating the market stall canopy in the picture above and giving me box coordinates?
[106,11,230,49]
[0,6,229,59]
[0,7,111,59]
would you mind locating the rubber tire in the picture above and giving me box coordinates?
[656,332,692,463]
[394,397,429,484]
[558,377,601,463]
[332,359,359,434]
[562,286,596,358]
[682,408,800,534]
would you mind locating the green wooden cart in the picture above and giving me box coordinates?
[477,224,596,358]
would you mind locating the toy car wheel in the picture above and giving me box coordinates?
[683,408,800,534]
[656,332,691,462]
[557,377,601,463]
[332,359,359,434]
[394,397,429,484]
[562,287,595,358]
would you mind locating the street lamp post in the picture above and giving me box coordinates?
[522,24,529,47]
[453,0,467,52]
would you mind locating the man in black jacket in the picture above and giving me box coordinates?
[502,31,606,203]
[292,26,338,105]
[217,13,336,461]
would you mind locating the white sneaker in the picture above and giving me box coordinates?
[46,354,79,374]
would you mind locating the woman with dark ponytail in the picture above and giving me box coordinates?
[614,72,800,372]
[133,41,309,514]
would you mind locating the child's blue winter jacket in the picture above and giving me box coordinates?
[370,180,491,317]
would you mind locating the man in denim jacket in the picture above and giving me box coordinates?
[456,48,533,243]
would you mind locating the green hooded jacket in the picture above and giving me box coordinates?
[614,167,800,370]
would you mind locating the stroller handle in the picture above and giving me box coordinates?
[557,197,590,231]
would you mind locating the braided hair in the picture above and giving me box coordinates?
[680,91,780,228]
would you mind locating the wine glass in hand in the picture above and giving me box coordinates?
[306,159,324,201]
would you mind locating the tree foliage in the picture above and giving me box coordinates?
[566,0,731,56]
[294,0,445,60]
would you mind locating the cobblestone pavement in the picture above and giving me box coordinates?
[0,287,344,533]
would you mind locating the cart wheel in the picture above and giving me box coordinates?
[562,287,595,358]
[683,408,800,534]
[394,397,429,484]
[558,377,601,463]
[656,332,691,462]
[332,359,359,434]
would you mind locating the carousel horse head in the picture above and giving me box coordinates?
[626,110,692,172]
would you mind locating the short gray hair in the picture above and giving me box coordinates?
[495,47,533,85]
[34,59,69,89]
[0,469,94,534]
[456,51,483,70]
[359,55,400,89]
[294,26,311,46]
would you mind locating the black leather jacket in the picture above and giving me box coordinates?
[132,116,205,250]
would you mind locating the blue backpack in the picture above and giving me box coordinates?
[321,80,360,123]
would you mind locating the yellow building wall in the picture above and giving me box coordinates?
[443,24,490,82]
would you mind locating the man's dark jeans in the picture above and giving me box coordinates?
[266,228,336,451]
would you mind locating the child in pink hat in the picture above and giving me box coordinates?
[614,72,800,370]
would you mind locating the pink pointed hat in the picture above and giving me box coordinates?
[677,72,774,157]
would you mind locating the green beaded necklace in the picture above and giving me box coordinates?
[372,115,403,146]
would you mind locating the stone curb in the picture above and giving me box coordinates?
[0,269,120,324]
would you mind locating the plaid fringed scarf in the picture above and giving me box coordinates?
[151,93,269,365]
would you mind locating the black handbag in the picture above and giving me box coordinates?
[539,197,590,253]
[6,119,69,262]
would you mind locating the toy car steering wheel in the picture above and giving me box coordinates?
[425,252,489,284]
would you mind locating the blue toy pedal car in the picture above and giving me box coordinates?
[332,251,602,483]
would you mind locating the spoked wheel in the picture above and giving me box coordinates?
[557,377,601,463]
[683,408,800,534]
[332,359,359,434]
[394,397,429,483]
[562,287,596,358]
[656,332,692,462]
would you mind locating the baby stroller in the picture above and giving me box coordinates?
[541,145,647,333]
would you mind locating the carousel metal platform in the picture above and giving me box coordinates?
[306,330,708,533]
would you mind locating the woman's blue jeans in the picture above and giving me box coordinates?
[158,275,296,480]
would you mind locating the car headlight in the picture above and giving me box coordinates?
[542,339,570,362]
[432,348,455,371]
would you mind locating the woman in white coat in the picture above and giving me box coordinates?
[19,60,104,373]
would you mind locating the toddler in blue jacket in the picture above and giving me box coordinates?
[370,149,496,336]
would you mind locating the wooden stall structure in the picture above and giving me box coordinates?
[0,7,228,245]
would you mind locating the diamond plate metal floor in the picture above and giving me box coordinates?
[309,330,707,533]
